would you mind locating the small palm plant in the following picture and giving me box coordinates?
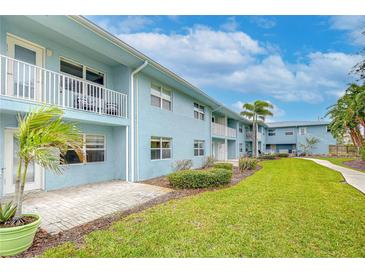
[241,100,273,157]
[12,105,83,223]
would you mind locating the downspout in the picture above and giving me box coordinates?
[130,60,148,182]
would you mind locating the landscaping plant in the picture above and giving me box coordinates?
[239,157,258,171]
[12,105,83,223]
[0,202,17,225]
[258,155,276,160]
[168,168,232,189]
[240,100,273,157]
[172,159,193,171]
[299,137,320,156]
[275,153,289,158]
[213,162,233,171]
[202,156,215,168]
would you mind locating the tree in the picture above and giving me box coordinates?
[240,100,273,157]
[326,84,365,151]
[299,136,320,155]
[13,106,83,222]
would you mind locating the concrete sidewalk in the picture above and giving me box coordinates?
[303,158,365,195]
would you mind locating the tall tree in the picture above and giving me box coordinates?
[13,106,83,222]
[327,84,365,151]
[240,100,273,157]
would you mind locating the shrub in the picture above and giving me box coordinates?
[172,159,193,171]
[168,168,232,189]
[213,162,233,171]
[276,153,289,158]
[202,156,215,168]
[239,157,258,171]
[258,155,276,160]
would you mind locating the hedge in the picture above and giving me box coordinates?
[167,168,232,189]
[276,153,289,158]
[213,163,233,171]
[258,155,276,160]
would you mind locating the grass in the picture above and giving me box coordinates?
[317,157,365,173]
[43,158,365,258]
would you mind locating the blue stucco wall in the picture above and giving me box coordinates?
[45,123,126,191]
[136,74,212,180]
[265,125,336,154]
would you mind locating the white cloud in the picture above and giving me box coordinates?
[330,16,365,46]
[118,26,360,103]
[93,16,154,34]
[250,17,276,29]
[220,17,239,32]
[232,100,285,122]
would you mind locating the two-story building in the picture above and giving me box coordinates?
[0,16,336,198]
[264,121,335,155]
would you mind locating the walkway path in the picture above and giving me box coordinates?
[20,181,172,234]
[303,158,365,195]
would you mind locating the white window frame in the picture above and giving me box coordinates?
[299,127,307,136]
[194,140,205,156]
[150,82,172,111]
[61,134,106,165]
[150,137,172,160]
[59,57,106,87]
[268,129,276,136]
[194,102,205,120]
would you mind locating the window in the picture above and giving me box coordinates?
[285,131,294,136]
[194,140,205,156]
[150,83,172,111]
[151,137,172,160]
[239,143,243,153]
[194,103,205,120]
[60,58,105,86]
[299,127,307,135]
[61,134,105,164]
[85,135,105,162]
[239,127,243,133]
[268,129,276,136]
[327,126,331,132]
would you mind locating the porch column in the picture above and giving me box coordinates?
[224,114,228,161]
[125,125,129,182]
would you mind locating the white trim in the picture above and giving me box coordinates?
[130,61,148,183]
[59,56,106,87]
[150,136,173,161]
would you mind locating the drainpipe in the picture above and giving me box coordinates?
[130,60,148,183]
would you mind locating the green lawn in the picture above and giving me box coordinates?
[43,158,365,258]
[317,157,365,173]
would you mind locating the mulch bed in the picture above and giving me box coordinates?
[343,160,365,171]
[13,166,260,258]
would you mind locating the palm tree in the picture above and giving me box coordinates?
[240,100,273,157]
[13,105,83,222]
[327,84,365,151]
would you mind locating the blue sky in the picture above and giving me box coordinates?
[88,16,365,122]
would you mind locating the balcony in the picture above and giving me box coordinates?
[0,54,127,118]
[245,131,262,140]
[212,122,237,138]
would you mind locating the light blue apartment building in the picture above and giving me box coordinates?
[0,16,336,197]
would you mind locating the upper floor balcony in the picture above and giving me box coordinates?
[212,122,237,138]
[0,54,128,119]
[245,131,262,141]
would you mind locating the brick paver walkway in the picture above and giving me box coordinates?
[20,181,171,234]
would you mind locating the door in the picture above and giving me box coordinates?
[6,34,44,100]
[3,129,42,195]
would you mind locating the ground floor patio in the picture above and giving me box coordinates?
[19,180,171,234]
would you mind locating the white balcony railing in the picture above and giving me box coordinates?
[0,54,127,118]
[245,131,261,140]
[212,122,237,138]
